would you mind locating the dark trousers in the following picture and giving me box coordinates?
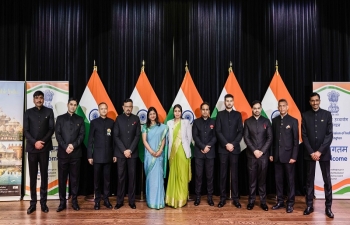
[117,157,137,204]
[247,156,268,204]
[58,157,81,205]
[28,151,50,206]
[194,157,214,199]
[94,163,111,202]
[274,161,295,206]
[219,153,239,201]
[305,160,332,208]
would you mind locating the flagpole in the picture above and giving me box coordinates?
[185,61,195,202]
[227,62,233,200]
[85,62,98,202]
[136,60,146,202]
[275,60,278,72]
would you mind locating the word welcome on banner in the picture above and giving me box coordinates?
[313,82,350,199]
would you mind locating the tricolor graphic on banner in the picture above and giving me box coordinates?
[130,63,166,162]
[76,66,118,147]
[261,67,301,142]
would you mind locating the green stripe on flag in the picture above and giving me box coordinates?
[164,107,174,123]
[261,109,268,119]
[211,107,218,119]
[76,105,91,147]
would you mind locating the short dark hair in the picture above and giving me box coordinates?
[309,92,320,100]
[33,90,44,98]
[98,102,108,108]
[68,97,78,104]
[173,104,182,118]
[251,100,261,108]
[278,99,288,105]
[224,94,234,101]
[200,102,210,110]
[124,98,133,104]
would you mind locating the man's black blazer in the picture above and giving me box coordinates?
[215,109,243,155]
[113,113,141,159]
[87,116,114,163]
[192,117,216,159]
[24,106,55,153]
[271,114,299,163]
[302,108,333,161]
[55,112,85,159]
[244,116,273,159]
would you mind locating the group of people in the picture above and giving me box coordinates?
[24,90,334,219]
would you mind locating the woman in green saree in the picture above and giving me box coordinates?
[165,104,192,208]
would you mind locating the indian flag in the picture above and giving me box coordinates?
[261,70,302,142]
[211,67,251,150]
[165,68,203,123]
[76,67,118,147]
[130,68,166,162]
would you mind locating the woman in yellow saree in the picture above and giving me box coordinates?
[165,104,192,208]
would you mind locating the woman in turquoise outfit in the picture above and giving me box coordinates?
[142,107,168,209]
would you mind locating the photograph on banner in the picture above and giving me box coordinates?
[24,81,69,200]
[0,81,24,200]
[313,82,350,199]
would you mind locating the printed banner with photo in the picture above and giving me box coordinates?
[0,81,24,201]
[24,81,69,200]
[313,82,350,199]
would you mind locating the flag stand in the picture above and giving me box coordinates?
[135,162,146,202]
[226,171,232,200]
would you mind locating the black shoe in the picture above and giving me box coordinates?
[272,202,285,210]
[72,203,80,211]
[233,201,241,208]
[247,203,254,210]
[194,198,200,206]
[94,202,100,210]
[207,198,214,206]
[261,204,268,211]
[56,204,66,212]
[27,205,36,214]
[129,203,136,209]
[103,201,113,209]
[218,201,226,208]
[303,206,314,215]
[325,208,334,218]
[286,206,293,213]
[41,205,49,213]
[114,203,123,209]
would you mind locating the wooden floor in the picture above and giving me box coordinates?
[0,195,349,224]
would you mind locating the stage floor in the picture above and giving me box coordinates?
[0,195,348,224]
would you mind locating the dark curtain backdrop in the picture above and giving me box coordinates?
[1,0,350,199]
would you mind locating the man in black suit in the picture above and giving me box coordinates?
[216,94,243,208]
[192,102,217,206]
[55,97,85,212]
[87,102,116,210]
[24,90,55,214]
[244,100,272,211]
[113,98,141,209]
[302,92,334,218]
[270,99,298,213]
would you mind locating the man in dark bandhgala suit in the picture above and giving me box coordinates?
[270,99,299,213]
